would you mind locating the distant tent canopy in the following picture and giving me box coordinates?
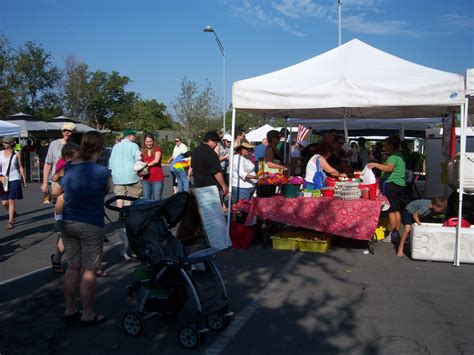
[0,120,21,137]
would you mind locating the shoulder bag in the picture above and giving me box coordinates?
[312,156,326,189]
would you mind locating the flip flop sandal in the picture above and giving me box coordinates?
[63,310,82,323]
[80,313,105,327]
[7,222,14,229]
[51,254,64,274]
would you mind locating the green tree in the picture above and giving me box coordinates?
[87,70,135,129]
[15,41,61,115]
[119,98,174,132]
[171,77,218,144]
[63,56,90,122]
[0,36,17,117]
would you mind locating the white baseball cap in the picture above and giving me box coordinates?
[223,134,232,142]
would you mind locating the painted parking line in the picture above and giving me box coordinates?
[0,240,123,286]
[204,252,303,355]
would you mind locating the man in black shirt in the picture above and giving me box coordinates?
[191,131,229,195]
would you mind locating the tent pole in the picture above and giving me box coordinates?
[454,104,467,267]
[288,121,293,177]
[343,115,349,142]
[226,108,237,244]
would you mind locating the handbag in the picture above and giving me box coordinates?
[1,153,15,193]
[312,156,326,189]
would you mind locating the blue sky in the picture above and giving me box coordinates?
[1,0,473,110]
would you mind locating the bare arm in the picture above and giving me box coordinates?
[146,150,162,167]
[319,156,341,177]
[16,152,27,187]
[265,147,287,171]
[214,171,228,195]
[42,162,52,192]
[413,212,421,225]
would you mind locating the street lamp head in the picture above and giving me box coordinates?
[203,25,214,33]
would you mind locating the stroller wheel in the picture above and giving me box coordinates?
[122,312,144,336]
[206,311,227,331]
[178,325,201,349]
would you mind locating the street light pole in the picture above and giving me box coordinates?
[204,25,226,133]
[338,0,342,46]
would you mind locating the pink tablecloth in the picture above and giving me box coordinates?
[246,196,384,240]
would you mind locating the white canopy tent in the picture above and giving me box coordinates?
[245,124,276,142]
[0,120,21,137]
[49,115,98,133]
[4,113,58,138]
[230,39,468,265]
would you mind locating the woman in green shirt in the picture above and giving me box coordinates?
[368,135,406,243]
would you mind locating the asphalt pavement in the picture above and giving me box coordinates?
[1,167,474,354]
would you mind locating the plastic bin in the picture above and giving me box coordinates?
[270,236,298,251]
[411,223,474,263]
[297,237,331,253]
[284,184,299,198]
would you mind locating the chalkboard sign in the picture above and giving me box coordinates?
[194,185,231,250]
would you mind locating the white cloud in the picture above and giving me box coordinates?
[329,14,422,37]
[223,0,423,37]
[440,11,474,32]
[224,0,306,36]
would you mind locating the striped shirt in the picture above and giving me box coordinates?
[405,199,432,217]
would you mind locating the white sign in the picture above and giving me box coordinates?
[194,185,231,250]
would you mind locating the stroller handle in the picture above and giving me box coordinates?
[104,195,139,212]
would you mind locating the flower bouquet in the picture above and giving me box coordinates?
[232,199,252,224]
[256,172,288,197]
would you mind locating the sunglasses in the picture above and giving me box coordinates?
[62,129,72,133]
[175,140,180,143]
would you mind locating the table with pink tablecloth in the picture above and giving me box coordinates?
[246,196,384,240]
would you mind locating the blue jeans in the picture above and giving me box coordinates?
[232,186,255,203]
[141,180,164,200]
[176,170,189,192]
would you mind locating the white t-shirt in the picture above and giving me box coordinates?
[304,154,321,183]
[0,150,20,181]
[232,154,256,189]
[172,143,188,159]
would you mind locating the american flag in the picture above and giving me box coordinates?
[296,125,310,144]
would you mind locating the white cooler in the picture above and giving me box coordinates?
[411,223,474,264]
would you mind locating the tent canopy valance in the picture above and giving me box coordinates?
[0,120,21,137]
[232,39,465,119]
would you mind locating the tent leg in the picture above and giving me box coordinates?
[454,103,467,267]
[226,108,237,244]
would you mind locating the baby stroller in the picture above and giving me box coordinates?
[105,192,233,349]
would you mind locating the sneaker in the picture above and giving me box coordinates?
[383,235,392,243]
[54,220,65,233]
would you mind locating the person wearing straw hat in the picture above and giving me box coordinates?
[232,142,257,203]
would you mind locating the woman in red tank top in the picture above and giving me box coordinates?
[140,133,164,200]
